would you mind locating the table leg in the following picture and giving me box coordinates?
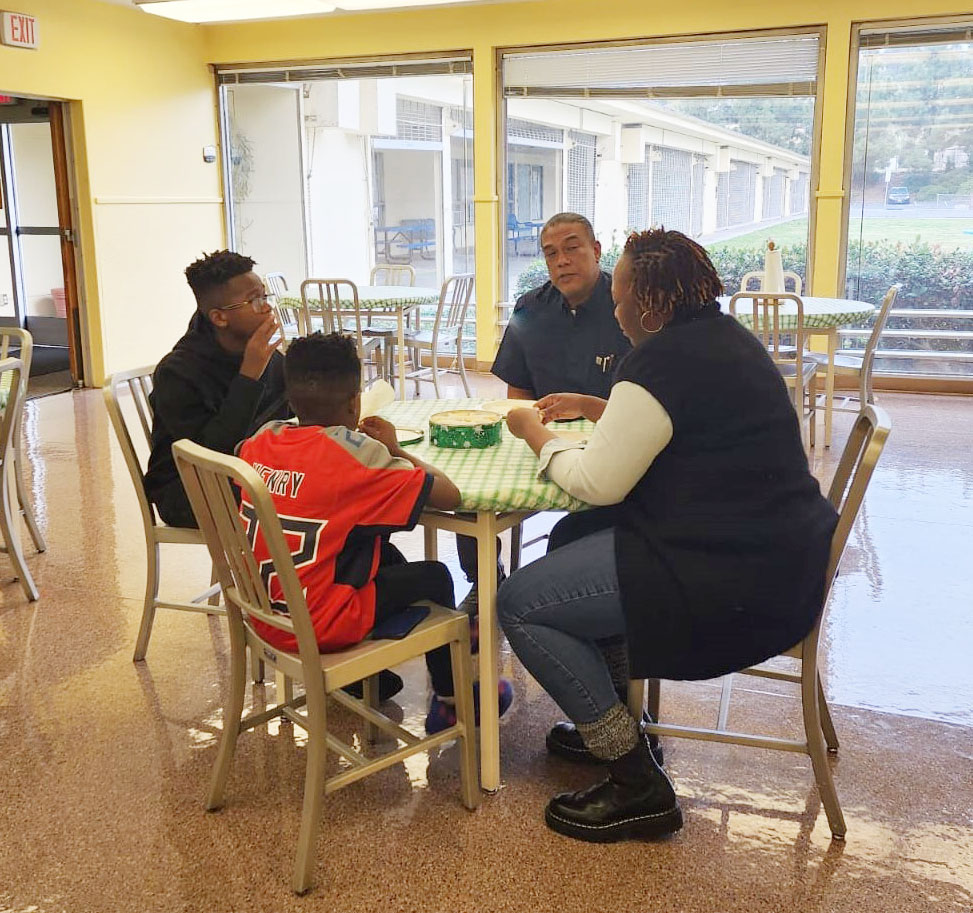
[423,525,438,560]
[397,309,407,401]
[825,330,836,449]
[475,511,501,791]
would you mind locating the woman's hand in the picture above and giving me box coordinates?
[359,415,399,453]
[506,406,544,440]
[535,392,606,424]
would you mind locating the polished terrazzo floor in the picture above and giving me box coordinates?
[0,377,971,912]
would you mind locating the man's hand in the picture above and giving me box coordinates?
[239,313,280,381]
[506,406,544,440]
[359,415,400,453]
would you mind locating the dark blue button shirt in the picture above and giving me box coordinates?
[492,271,631,400]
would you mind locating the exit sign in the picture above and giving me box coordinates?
[1,11,38,49]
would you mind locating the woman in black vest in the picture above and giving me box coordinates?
[498,228,837,843]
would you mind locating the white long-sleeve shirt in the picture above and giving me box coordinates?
[536,381,674,506]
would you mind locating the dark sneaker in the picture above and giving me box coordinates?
[544,739,682,843]
[546,715,664,766]
[342,669,404,703]
[425,678,514,735]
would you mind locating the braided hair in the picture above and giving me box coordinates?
[621,228,723,325]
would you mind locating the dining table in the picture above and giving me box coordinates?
[719,295,876,447]
[283,285,441,399]
[379,397,592,791]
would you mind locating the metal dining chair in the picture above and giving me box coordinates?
[805,285,900,415]
[629,404,892,841]
[102,366,223,661]
[173,438,479,894]
[369,264,416,287]
[0,327,47,555]
[0,357,39,601]
[739,270,803,294]
[730,291,818,450]
[300,278,384,383]
[394,274,475,397]
[264,272,305,350]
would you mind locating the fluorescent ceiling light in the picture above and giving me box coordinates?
[134,0,486,23]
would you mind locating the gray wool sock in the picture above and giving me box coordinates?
[599,638,630,694]
[576,702,640,761]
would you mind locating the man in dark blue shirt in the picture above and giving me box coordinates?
[492,213,630,400]
[456,214,631,612]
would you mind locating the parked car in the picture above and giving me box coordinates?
[887,185,911,205]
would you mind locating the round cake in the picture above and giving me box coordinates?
[429,410,502,449]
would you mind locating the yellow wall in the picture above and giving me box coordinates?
[203,0,968,362]
[0,0,224,383]
[2,0,968,374]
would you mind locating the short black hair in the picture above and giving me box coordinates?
[540,212,596,245]
[185,249,255,311]
[284,332,360,418]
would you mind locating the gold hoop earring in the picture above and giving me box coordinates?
[640,311,663,335]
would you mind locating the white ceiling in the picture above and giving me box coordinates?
[92,0,527,18]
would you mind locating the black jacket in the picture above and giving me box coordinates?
[144,312,289,525]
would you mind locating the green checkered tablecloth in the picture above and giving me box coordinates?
[719,295,875,331]
[380,399,592,513]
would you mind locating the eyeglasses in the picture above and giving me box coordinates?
[219,293,272,313]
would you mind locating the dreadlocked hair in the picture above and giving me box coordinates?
[622,228,723,325]
[185,249,255,308]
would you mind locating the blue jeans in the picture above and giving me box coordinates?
[497,528,625,725]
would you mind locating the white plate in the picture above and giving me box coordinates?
[395,427,424,445]
[481,398,538,417]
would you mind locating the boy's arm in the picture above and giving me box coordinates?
[358,416,461,510]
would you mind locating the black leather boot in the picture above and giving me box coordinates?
[547,714,664,766]
[544,738,682,842]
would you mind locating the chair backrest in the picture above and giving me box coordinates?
[728,291,807,412]
[264,273,303,348]
[102,366,159,529]
[370,264,415,287]
[0,357,24,470]
[300,277,363,341]
[431,274,475,345]
[824,404,891,584]
[860,284,900,381]
[264,272,288,300]
[0,327,34,448]
[172,439,322,670]
[740,270,803,294]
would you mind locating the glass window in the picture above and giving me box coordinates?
[845,28,973,377]
[501,34,820,301]
[220,61,473,347]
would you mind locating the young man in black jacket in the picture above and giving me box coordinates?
[144,249,404,701]
[144,249,287,528]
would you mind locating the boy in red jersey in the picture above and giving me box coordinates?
[238,332,511,734]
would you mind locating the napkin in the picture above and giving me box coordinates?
[763,241,785,293]
[359,379,395,418]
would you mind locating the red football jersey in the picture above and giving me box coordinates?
[238,422,432,653]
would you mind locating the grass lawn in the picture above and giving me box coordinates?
[711,217,973,251]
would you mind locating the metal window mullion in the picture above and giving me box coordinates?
[0,125,25,325]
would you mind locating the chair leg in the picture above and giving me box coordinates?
[133,540,161,661]
[817,675,839,752]
[430,350,442,399]
[647,678,661,722]
[457,344,471,397]
[13,443,45,552]
[208,562,221,607]
[808,374,817,449]
[250,647,265,684]
[363,674,379,743]
[206,633,248,811]
[0,464,38,601]
[450,630,481,810]
[626,679,645,720]
[802,664,846,838]
[509,523,523,573]
[291,696,328,894]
